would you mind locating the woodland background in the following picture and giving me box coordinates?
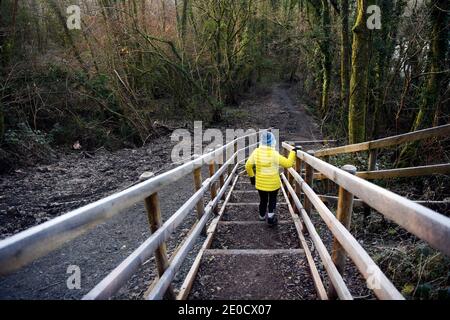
[0,0,448,171]
[0,0,449,300]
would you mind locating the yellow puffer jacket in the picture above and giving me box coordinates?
[245,146,296,192]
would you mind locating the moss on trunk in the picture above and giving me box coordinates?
[320,0,332,116]
[348,0,370,143]
[412,0,449,130]
[340,0,350,124]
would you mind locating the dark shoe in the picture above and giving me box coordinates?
[267,214,278,226]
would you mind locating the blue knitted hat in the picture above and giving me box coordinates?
[261,132,276,147]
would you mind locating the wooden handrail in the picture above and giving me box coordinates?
[285,169,403,300]
[313,163,450,180]
[147,203,212,300]
[177,175,240,300]
[318,195,450,209]
[279,182,328,300]
[283,142,450,257]
[147,164,245,300]
[328,165,357,299]
[285,139,337,145]
[314,124,450,157]
[356,163,450,180]
[1,125,446,301]
[146,164,247,299]
[281,174,353,300]
[82,145,254,300]
[83,161,241,300]
[144,192,175,299]
[0,130,262,275]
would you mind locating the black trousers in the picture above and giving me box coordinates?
[257,189,279,216]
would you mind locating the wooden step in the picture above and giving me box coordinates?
[234,182,255,191]
[230,190,285,203]
[210,221,301,250]
[188,249,316,300]
[226,202,288,206]
[221,203,291,221]
[205,248,304,255]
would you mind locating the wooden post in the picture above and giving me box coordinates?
[193,167,207,236]
[227,144,232,177]
[304,150,315,215]
[284,148,293,204]
[328,164,356,299]
[144,193,175,299]
[216,144,225,194]
[323,155,330,194]
[228,141,237,176]
[364,148,378,220]
[209,161,219,214]
[368,148,377,171]
[294,147,302,214]
[283,148,289,177]
[218,164,225,199]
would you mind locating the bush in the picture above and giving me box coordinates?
[0,123,56,172]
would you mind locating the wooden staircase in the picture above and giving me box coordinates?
[0,125,449,300]
[185,176,316,300]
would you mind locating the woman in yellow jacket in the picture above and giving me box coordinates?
[245,132,299,225]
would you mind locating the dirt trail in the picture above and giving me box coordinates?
[240,83,322,142]
[0,82,322,299]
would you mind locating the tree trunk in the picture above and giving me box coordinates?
[320,0,332,116]
[340,0,350,125]
[0,0,4,67]
[181,0,189,44]
[0,0,19,141]
[396,0,448,165]
[47,0,86,72]
[412,0,449,130]
[0,99,3,141]
[348,0,370,143]
[371,0,406,139]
